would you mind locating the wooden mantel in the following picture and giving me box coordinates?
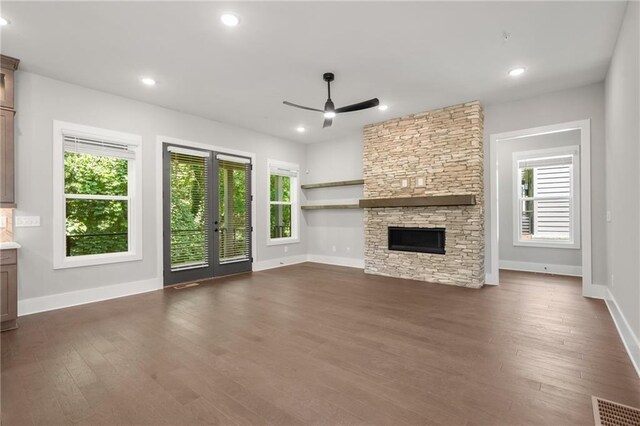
[358,195,476,208]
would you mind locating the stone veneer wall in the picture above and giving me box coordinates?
[362,101,484,288]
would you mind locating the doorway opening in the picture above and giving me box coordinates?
[488,120,599,297]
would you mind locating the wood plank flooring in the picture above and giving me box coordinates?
[2,263,639,425]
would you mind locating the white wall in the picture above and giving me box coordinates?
[14,71,307,306]
[484,82,607,285]
[498,130,582,272]
[605,1,640,338]
[303,134,364,267]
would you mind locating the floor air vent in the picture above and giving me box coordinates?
[593,396,640,426]
[173,282,200,290]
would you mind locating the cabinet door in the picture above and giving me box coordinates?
[0,109,14,204]
[0,67,15,110]
[0,264,17,323]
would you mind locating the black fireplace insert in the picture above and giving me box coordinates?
[388,227,446,254]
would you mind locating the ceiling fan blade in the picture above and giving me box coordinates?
[335,98,380,113]
[323,116,333,128]
[283,101,324,113]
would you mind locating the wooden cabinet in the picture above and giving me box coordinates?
[0,63,16,110]
[0,55,19,207]
[0,249,17,331]
[0,110,15,205]
[0,55,20,330]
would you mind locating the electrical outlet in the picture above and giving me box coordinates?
[606,211,612,222]
[332,245,337,252]
[284,246,288,253]
[15,216,40,227]
[416,176,425,187]
[0,216,6,228]
[401,179,408,188]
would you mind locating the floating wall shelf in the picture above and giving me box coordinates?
[359,195,476,208]
[301,179,364,189]
[301,204,361,210]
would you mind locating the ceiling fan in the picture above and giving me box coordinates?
[283,72,379,128]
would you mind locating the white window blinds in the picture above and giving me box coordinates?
[518,154,573,169]
[63,134,137,160]
[269,163,298,177]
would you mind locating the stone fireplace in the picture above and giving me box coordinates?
[362,101,484,288]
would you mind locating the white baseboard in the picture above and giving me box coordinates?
[484,272,499,285]
[252,255,308,272]
[605,288,640,377]
[18,277,162,317]
[582,283,607,299]
[499,260,582,277]
[306,254,365,269]
[253,254,365,271]
[16,255,347,316]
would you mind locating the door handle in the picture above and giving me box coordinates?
[214,228,219,232]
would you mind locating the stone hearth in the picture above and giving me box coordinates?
[362,101,484,288]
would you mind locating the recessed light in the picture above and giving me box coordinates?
[324,111,336,119]
[221,13,239,27]
[296,126,306,133]
[140,77,156,86]
[0,17,9,26]
[508,67,526,77]
[378,104,388,111]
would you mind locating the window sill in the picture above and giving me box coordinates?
[513,240,580,250]
[54,252,142,269]
[267,238,300,246]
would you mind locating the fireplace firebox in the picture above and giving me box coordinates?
[388,227,446,254]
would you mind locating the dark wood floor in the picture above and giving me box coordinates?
[2,264,639,425]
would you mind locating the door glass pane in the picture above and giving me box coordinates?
[66,199,128,256]
[170,152,209,271]
[218,160,250,264]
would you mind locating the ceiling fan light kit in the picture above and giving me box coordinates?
[283,72,379,128]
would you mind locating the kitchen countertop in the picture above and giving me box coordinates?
[0,242,21,250]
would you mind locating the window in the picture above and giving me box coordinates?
[268,160,299,245]
[53,121,142,269]
[513,146,580,248]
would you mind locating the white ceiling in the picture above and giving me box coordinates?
[0,1,627,144]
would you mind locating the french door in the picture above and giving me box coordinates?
[162,144,252,286]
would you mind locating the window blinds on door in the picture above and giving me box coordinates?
[217,157,251,264]
[169,151,210,271]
